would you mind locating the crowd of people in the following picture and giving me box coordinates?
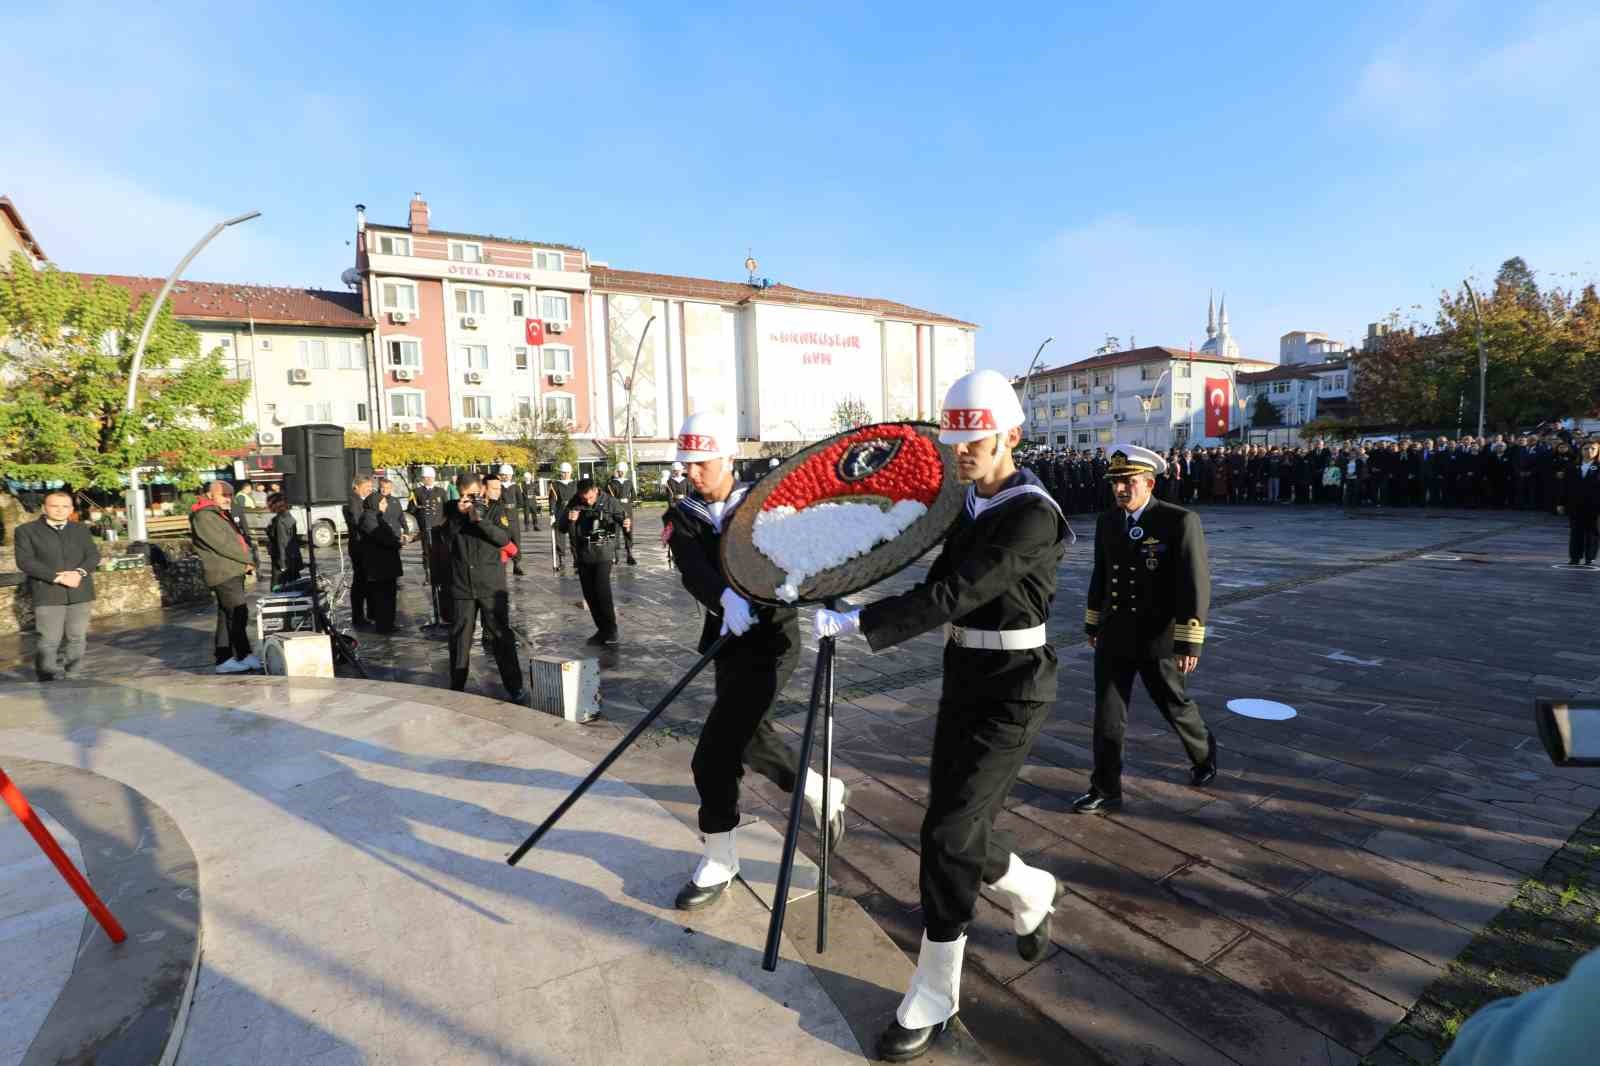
[1017,431,1594,516]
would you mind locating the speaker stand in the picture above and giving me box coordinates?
[304,505,368,679]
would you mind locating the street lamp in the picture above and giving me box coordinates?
[1139,367,1171,447]
[123,210,261,542]
[1020,336,1054,444]
[1464,279,1488,438]
[612,315,656,493]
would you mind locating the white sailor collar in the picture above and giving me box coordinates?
[964,470,1064,524]
[678,482,750,533]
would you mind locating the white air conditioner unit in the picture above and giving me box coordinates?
[465,371,483,384]
[461,315,479,330]
[258,338,272,350]
[462,421,482,433]
[390,311,410,324]
[288,368,311,384]
[550,373,568,386]
[393,368,415,382]
[256,429,280,446]
[1100,384,1115,394]
[1113,412,1126,422]
[546,321,565,334]
[395,423,415,433]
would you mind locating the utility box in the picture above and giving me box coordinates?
[251,593,315,645]
[264,633,334,678]
[528,656,600,722]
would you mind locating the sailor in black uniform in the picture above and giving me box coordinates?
[664,412,847,912]
[547,462,578,573]
[1074,444,1216,815]
[816,369,1069,1063]
[604,462,638,565]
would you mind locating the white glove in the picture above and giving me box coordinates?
[718,587,754,636]
[813,608,861,640]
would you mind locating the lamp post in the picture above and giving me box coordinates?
[613,315,656,493]
[1139,367,1171,448]
[1020,336,1054,444]
[123,210,260,542]
[1464,279,1487,438]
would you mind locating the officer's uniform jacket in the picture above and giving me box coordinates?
[439,502,511,600]
[1084,497,1209,661]
[860,469,1068,705]
[410,485,449,532]
[604,477,636,515]
[1565,458,1600,517]
[548,479,578,517]
[665,482,797,655]
[665,476,690,505]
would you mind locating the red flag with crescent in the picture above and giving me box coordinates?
[525,318,545,346]
[1205,377,1231,437]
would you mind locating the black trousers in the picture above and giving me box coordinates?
[521,500,539,529]
[577,559,616,637]
[449,591,523,694]
[348,556,368,622]
[1569,511,1599,564]
[366,578,398,632]
[691,637,802,834]
[211,576,251,661]
[1091,649,1211,797]
[611,526,635,561]
[922,696,1050,941]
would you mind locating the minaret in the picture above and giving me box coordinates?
[1205,290,1217,342]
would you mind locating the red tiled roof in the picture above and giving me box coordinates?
[72,273,374,328]
[367,222,585,253]
[0,196,46,261]
[1025,346,1268,378]
[1238,358,1349,384]
[589,266,977,328]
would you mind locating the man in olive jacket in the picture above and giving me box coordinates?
[14,490,99,680]
[190,480,258,672]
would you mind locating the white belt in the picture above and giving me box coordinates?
[946,623,1047,651]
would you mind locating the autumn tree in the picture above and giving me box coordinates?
[0,254,251,489]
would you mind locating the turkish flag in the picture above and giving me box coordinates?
[1205,377,1231,437]
[524,318,544,346]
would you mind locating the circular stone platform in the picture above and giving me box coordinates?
[0,678,865,1065]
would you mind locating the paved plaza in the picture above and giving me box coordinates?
[4,502,1600,1064]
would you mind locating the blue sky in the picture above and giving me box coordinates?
[5,1,1597,373]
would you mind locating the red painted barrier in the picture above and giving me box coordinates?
[0,766,127,944]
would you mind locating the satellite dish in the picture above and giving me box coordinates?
[340,268,361,289]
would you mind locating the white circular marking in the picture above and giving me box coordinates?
[1226,698,1298,720]
[1420,553,1462,562]
[1550,563,1600,572]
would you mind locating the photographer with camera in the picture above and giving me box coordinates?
[558,478,629,646]
[441,474,524,701]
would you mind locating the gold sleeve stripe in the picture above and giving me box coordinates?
[1173,622,1207,643]
[1085,608,1102,625]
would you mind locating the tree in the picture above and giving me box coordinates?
[1250,393,1283,427]
[345,429,528,471]
[831,395,873,432]
[488,410,575,469]
[0,255,251,489]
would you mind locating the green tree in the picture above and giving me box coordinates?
[0,255,251,489]
[490,410,576,468]
[1250,393,1283,427]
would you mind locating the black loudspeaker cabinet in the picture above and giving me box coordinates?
[281,424,348,505]
[345,447,373,481]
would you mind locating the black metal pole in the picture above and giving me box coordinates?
[761,636,832,972]
[817,631,836,953]
[506,633,730,866]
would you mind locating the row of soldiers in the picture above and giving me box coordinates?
[1019,432,1593,516]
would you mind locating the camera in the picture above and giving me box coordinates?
[576,505,617,543]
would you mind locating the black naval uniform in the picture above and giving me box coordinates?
[440,498,523,696]
[411,482,452,620]
[357,493,402,633]
[520,478,541,530]
[1083,497,1214,801]
[604,475,638,564]
[1565,455,1600,565]
[497,485,527,575]
[342,489,370,625]
[548,479,578,571]
[666,482,803,833]
[858,469,1068,939]
[559,492,627,641]
[266,510,303,590]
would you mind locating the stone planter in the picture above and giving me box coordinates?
[0,538,213,637]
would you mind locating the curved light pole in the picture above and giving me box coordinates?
[1020,336,1054,443]
[1139,367,1171,447]
[1464,279,1487,438]
[123,210,261,541]
[613,314,656,492]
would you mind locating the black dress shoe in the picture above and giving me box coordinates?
[602,633,620,647]
[674,879,729,911]
[506,689,526,704]
[584,632,606,646]
[1191,734,1219,788]
[1071,790,1122,814]
[1018,879,1060,962]
[626,555,637,566]
[878,1018,952,1062]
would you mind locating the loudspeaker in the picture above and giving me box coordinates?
[345,447,373,481]
[282,424,348,505]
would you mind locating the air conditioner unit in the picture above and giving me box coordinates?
[256,429,280,446]
[550,373,568,386]
[1100,384,1115,394]
[463,421,482,433]
[546,321,565,334]
[466,371,483,384]
[288,368,311,384]
[258,338,272,350]
[390,311,410,324]
[461,316,479,329]
[1113,412,1126,422]
[393,368,415,382]
[395,423,415,433]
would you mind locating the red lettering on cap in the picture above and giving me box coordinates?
[940,408,997,431]
[678,433,719,452]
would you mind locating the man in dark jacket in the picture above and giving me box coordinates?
[441,474,523,699]
[264,492,303,589]
[14,490,99,681]
[558,479,630,644]
[343,476,374,626]
[1565,440,1600,566]
[190,480,258,672]
[485,472,525,576]
[358,489,403,633]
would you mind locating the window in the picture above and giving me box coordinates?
[1050,379,1063,392]
[541,346,573,374]
[1176,363,1190,378]
[1320,373,1346,393]
[1272,380,1291,395]
[386,339,421,367]
[1055,434,1067,444]
[1076,431,1090,445]
[1032,406,1047,421]
[350,401,369,423]
[304,402,333,422]
[539,293,570,324]
[1144,393,1165,411]
[1140,365,1163,381]
[1095,398,1112,414]
[454,288,487,315]
[462,395,493,420]
[377,234,411,256]
[449,240,483,263]
[460,345,489,370]
[1174,392,1190,411]
[1097,428,1114,444]
[380,281,417,313]
[1051,404,1069,418]
[298,339,329,369]
[336,339,362,369]
[515,396,534,420]
[389,392,423,419]
[535,251,565,271]
[1092,372,1108,386]
[544,393,576,424]
[510,292,525,317]
[513,346,531,371]
[1074,401,1091,417]
[1071,375,1087,391]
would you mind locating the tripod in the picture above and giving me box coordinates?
[303,506,368,679]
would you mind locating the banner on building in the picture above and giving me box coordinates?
[1205,377,1231,437]
[525,318,545,346]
